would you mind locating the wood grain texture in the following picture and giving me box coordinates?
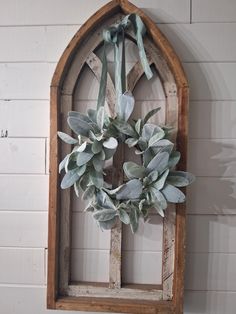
[48,0,189,312]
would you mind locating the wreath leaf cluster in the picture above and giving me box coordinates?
[58,92,194,233]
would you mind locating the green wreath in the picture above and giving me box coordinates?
[58,14,194,232]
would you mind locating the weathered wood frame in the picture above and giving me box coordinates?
[47,0,189,313]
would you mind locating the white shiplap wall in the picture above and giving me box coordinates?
[0,1,235,313]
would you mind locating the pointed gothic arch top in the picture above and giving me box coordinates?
[48,1,189,313]
[51,0,188,89]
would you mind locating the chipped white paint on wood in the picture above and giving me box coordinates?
[67,284,163,301]
[162,206,176,299]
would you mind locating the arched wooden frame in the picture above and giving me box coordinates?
[47,0,189,313]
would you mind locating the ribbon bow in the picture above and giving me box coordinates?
[97,14,153,112]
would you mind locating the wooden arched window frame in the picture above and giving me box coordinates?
[47,0,189,313]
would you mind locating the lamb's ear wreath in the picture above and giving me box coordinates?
[58,14,194,233]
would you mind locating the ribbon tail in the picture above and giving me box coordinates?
[96,41,107,110]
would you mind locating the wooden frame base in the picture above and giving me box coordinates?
[47,1,189,313]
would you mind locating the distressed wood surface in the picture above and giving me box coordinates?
[67,284,163,301]
[48,0,189,312]
[86,52,116,117]
[58,94,73,294]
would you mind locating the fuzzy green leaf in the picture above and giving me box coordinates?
[148,129,165,147]
[118,208,130,224]
[67,116,91,137]
[113,120,137,137]
[57,131,78,144]
[59,154,69,173]
[77,164,86,176]
[76,151,93,167]
[82,185,95,201]
[125,138,139,148]
[93,209,117,222]
[143,107,161,124]
[92,157,105,172]
[168,171,195,185]
[153,169,169,190]
[61,168,80,189]
[149,187,167,210]
[147,152,169,173]
[103,137,118,149]
[79,174,91,191]
[89,168,104,188]
[162,184,185,203]
[77,142,87,152]
[87,109,97,123]
[98,217,117,230]
[135,119,142,134]
[68,111,91,123]
[123,161,146,179]
[168,151,181,169]
[92,140,103,154]
[116,179,142,200]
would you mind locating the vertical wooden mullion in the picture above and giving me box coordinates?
[59,94,73,294]
[109,144,124,289]
[162,83,179,300]
[47,86,60,308]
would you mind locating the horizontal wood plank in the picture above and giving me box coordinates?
[185,253,236,291]
[187,177,236,215]
[159,23,236,62]
[188,139,236,177]
[0,286,100,314]
[0,138,46,173]
[71,213,111,250]
[187,215,236,253]
[122,251,162,285]
[0,26,78,63]
[185,291,236,314]
[0,212,47,248]
[122,215,163,252]
[0,63,55,100]
[71,249,110,283]
[0,248,45,285]
[0,175,48,211]
[184,63,236,101]
[0,0,190,26]
[189,101,236,139]
[0,100,49,137]
[192,0,236,23]
[5,62,236,102]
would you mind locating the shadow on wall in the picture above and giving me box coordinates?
[157,20,236,314]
